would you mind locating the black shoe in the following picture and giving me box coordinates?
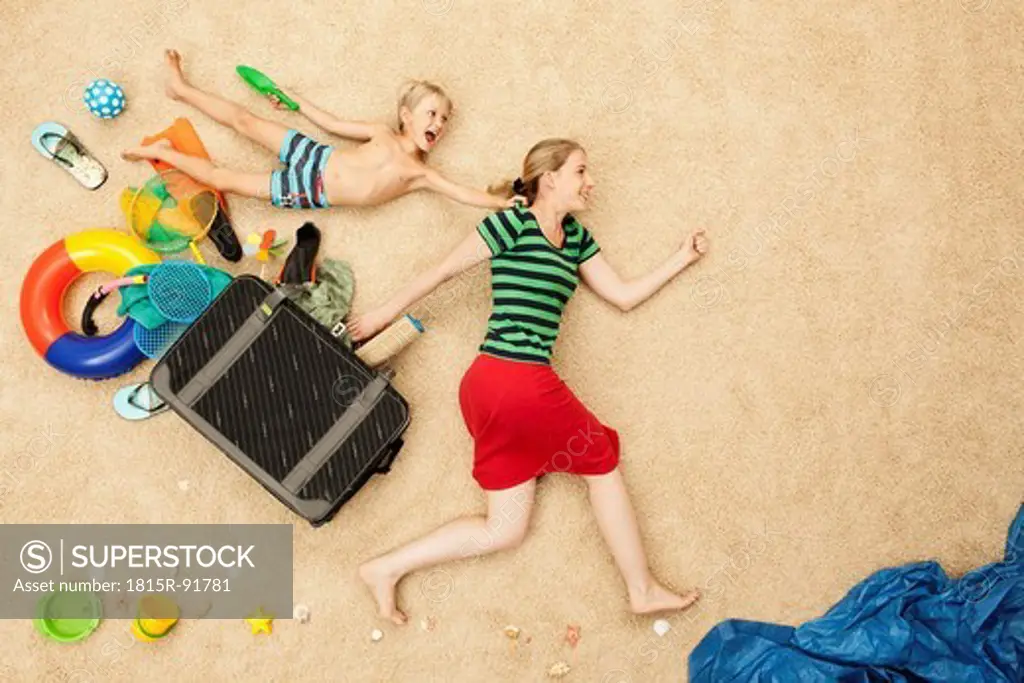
[207,211,243,262]
[277,222,321,285]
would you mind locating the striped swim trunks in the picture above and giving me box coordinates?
[270,130,334,209]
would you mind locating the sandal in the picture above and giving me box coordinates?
[113,382,169,421]
[31,122,108,190]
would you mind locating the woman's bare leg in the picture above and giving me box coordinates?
[584,468,700,615]
[163,49,289,154]
[121,140,271,200]
[359,478,536,624]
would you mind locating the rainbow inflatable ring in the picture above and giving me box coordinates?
[21,229,160,379]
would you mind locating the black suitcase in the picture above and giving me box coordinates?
[150,275,410,526]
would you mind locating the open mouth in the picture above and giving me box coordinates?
[424,130,438,145]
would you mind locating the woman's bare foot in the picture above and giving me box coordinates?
[629,581,701,616]
[121,138,172,162]
[358,559,407,625]
[164,49,188,100]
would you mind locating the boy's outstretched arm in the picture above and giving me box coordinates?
[273,92,384,141]
[416,168,521,209]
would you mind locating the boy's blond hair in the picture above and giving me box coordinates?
[396,80,452,132]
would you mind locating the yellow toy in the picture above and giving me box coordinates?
[120,187,202,241]
[122,171,217,262]
[120,187,160,232]
[131,595,180,642]
[246,607,273,635]
[67,228,160,273]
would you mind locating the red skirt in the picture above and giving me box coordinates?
[458,353,620,490]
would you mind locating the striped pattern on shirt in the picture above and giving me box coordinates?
[476,207,601,364]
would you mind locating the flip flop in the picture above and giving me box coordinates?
[113,382,168,421]
[31,122,107,190]
[236,66,299,110]
[277,222,321,285]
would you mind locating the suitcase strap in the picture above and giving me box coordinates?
[281,373,391,493]
[177,288,292,405]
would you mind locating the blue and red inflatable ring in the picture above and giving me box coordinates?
[21,229,160,379]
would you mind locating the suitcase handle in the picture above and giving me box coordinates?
[376,438,404,474]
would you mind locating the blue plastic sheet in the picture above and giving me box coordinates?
[690,505,1023,682]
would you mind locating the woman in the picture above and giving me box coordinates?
[349,138,708,624]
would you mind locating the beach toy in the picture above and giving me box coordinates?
[246,607,273,635]
[34,592,102,643]
[81,262,230,344]
[141,118,242,262]
[120,184,197,243]
[132,320,189,359]
[257,230,276,260]
[131,595,179,641]
[236,66,299,110]
[244,231,288,258]
[83,79,126,119]
[120,187,161,232]
[250,229,277,279]
[20,230,159,379]
[125,171,217,261]
[82,261,213,347]
[121,184,189,253]
[158,207,201,237]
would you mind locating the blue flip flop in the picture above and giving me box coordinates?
[31,121,107,190]
[113,382,168,421]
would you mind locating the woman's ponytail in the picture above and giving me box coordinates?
[489,139,583,207]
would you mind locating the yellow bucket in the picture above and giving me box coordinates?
[131,595,180,642]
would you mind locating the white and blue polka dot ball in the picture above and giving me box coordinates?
[83,79,126,119]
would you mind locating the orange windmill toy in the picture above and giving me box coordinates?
[243,229,288,281]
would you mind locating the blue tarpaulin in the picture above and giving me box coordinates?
[690,505,1023,682]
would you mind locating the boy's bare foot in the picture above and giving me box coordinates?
[629,581,701,616]
[121,139,172,162]
[358,559,407,625]
[164,49,188,100]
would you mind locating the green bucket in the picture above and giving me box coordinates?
[33,592,102,643]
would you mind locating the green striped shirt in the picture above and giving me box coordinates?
[476,207,601,364]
